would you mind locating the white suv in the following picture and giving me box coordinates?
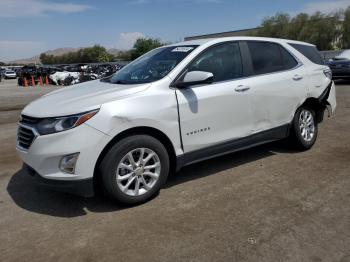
[17,37,336,204]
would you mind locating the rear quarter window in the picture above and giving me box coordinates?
[289,43,324,65]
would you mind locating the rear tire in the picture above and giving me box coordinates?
[99,135,169,205]
[289,106,318,150]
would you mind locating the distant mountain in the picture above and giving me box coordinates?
[8,55,40,65]
[9,47,83,64]
[9,47,124,65]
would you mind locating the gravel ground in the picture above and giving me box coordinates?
[0,79,349,262]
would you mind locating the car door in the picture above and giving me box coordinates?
[175,42,254,153]
[241,41,308,133]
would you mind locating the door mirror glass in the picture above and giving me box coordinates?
[177,71,214,88]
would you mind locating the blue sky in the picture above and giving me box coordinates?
[0,0,348,61]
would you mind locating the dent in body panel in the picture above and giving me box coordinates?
[305,66,331,98]
[86,86,184,156]
[243,68,308,132]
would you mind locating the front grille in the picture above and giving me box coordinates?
[17,125,36,149]
[17,115,40,150]
[20,115,40,125]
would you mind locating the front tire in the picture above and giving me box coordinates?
[289,106,318,150]
[99,135,170,205]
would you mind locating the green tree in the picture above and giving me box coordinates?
[40,45,114,64]
[255,13,291,38]
[129,38,163,60]
[253,9,344,50]
[82,45,114,63]
[343,7,350,48]
[289,13,309,41]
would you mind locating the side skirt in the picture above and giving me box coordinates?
[176,124,290,171]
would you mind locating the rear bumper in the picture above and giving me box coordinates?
[318,81,336,116]
[22,163,94,197]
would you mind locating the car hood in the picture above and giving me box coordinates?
[22,79,151,117]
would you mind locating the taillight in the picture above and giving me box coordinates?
[323,68,332,80]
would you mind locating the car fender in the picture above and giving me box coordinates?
[85,86,184,156]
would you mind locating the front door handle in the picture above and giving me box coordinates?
[235,85,250,92]
[293,74,303,81]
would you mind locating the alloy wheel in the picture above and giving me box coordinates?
[116,148,161,196]
[299,109,315,142]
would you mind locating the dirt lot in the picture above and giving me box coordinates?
[0,79,59,125]
[0,79,349,262]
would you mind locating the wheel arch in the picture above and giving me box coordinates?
[93,126,177,193]
[300,97,326,123]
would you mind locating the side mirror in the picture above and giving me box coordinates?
[176,71,214,88]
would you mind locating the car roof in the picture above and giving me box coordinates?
[170,36,315,47]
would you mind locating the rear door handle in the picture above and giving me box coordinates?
[235,85,250,92]
[293,74,303,81]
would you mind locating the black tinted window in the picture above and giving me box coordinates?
[248,42,284,74]
[289,43,324,65]
[247,41,298,74]
[280,47,298,69]
[189,42,243,82]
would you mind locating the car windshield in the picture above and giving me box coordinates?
[109,45,198,84]
[336,50,350,60]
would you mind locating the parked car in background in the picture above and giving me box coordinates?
[4,70,17,79]
[15,68,22,77]
[326,50,350,80]
[0,68,5,78]
[17,37,336,205]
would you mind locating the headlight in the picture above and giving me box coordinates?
[36,109,99,135]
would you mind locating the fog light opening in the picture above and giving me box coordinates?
[59,153,79,174]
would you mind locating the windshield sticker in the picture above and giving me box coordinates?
[172,47,194,52]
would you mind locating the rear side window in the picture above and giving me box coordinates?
[188,42,243,82]
[247,41,298,75]
[280,47,298,69]
[289,43,324,65]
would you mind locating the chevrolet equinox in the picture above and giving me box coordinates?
[17,37,336,204]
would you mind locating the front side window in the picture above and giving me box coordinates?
[110,45,198,84]
[188,42,243,82]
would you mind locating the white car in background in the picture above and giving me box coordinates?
[16,37,336,205]
[4,70,17,79]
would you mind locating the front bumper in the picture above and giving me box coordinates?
[23,163,94,197]
[16,123,110,185]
